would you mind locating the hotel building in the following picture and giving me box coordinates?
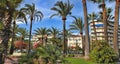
[90,21,120,48]
[67,35,83,49]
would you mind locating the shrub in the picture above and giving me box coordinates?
[90,40,117,64]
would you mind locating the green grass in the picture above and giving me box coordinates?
[65,57,95,64]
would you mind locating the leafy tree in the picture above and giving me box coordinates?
[50,0,74,54]
[90,40,117,64]
[21,3,43,54]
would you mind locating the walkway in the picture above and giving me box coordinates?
[4,56,19,64]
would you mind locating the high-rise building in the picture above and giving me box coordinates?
[90,21,120,48]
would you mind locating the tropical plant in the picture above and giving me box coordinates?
[50,0,73,54]
[113,0,120,56]
[82,0,90,58]
[34,27,49,46]
[90,40,117,63]
[69,17,84,55]
[48,27,60,39]
[21,3,43,54]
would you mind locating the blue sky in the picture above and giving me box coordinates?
[17,0,116,34]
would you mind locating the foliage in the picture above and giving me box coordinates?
[19,44,67,64]
[90,40,117,64]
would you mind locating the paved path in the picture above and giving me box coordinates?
[4,56,19,64]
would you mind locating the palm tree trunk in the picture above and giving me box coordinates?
[113,0,119,56]
[28,19,33,55]
[92,21,97,41]
[62,17,67,54]
[80,33,84,56]
[82,0,90,59]
[102,0,108,42]
[9,20,15,54]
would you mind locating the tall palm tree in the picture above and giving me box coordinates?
[9,10,27,54]
[113,0,120,56]
[0,0,23,63]
[21,3,43,54]
[50,0,73,54]
[88,12,98,41]
[69,17,84,55]
[82,0,90,59]
[34,27,49,46]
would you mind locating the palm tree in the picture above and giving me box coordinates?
[0,0,23,63]
[99,7,114,22]
[82,0,90,59]
[48,27,59,39]
[88,12,98,41]
[9,10,27,54]
[113,0,120,56]
[50,0,74,54]
[34,27,49,46]
[21,3,43,54]
[69,17,84,55]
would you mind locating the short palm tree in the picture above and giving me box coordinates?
[48,27,59,39]
[34,27,49,46]
[88,12,98,41]
[50,0,74,54]
[69,17,84,55]
[21,3,43,54]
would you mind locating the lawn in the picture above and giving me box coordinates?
[65,57,95,64]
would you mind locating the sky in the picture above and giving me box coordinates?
[17,0,116,34]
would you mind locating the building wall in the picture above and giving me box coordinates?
[90,21,120,48]
[67,35,82,48]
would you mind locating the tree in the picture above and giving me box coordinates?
[0,0,23,63]
[82,0,90,59]
[48,27,60,39]
[69,17,84,55]
[21,3,43,54]
[50,0,74,54]
[9,10,27,54]
[90,40,117,63]
[34,27,49,46]
[113,0,120,56]
[88,12,98,41]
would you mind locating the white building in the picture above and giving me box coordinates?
[67,35,83,49]
[90,21,120,48]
